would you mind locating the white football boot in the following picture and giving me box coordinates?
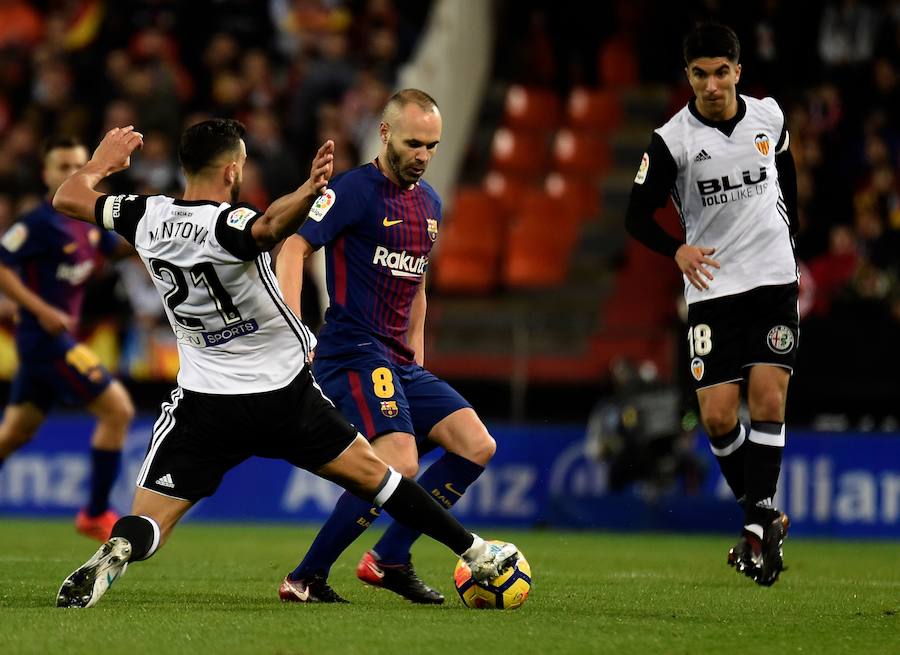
[462,536,519,582]
[57,537,132,608]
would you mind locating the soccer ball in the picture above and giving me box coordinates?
[453,544,531,609]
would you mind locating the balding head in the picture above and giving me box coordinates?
[382,88,440,124]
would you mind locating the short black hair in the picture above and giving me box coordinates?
[683,23,740,65]
[41,135,85,160]
[382,88,439,121]
[178,118,245,175]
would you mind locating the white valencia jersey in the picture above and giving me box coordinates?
[657,95,797,304]
[96,194,314,394]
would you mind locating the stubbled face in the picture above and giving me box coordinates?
[686,57,741,120]
[381,104,441,187]
[43,146,88,196]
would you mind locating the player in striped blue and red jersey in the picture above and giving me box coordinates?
[0,136,135,541]
[276,89,497,604]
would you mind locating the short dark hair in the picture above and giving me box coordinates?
[683,23,740,65]
[382,88,439,121]
[178,118,246,175]
[41,135,85,160]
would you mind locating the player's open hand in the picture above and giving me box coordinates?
[308,140,334,195]
[92,126,144,175]
[676,244,720,291]
[38,306,75,336]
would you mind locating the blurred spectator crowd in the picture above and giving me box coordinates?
[0,0,428,383]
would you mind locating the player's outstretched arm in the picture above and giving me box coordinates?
[251,140,334,251]
[53,126,144,224]
[275,234,314,317]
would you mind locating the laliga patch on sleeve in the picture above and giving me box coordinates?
[307,188,336,222]
[634,152,649,184]
[226,207,257,231]
[0,223,28,252]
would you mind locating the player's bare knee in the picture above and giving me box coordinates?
[464,432,496,466]
[702,411,738,438]
[335,442,392,493]
[751,389,786,422]
[392,457,418,478]
[748,381,786,418]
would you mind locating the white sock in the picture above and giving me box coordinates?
[462,534,485,559]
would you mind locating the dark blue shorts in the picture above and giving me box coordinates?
[10,343,113,413]
[312,353,471,446]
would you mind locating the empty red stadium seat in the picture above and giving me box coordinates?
[567,87,622,132]
[447,187,508,238]
[502,196,580,288]
[552,129,611,177]
[503,85,562,130]
[598,37,638,88]
[490,127,551,178]
[483,170,535,216]
[544,172,601,222]
[433,188,504,294]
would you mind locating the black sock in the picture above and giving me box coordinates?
[375,471,473,555]
[87,448,121,516]
[744,421,785,525]
[111,515,161,561]
[708,422,747,503]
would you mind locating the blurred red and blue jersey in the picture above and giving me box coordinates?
[298,161,442,364]
[0,201,119,359]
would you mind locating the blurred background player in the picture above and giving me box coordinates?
[586,358,703,497]
[624,23,798,586]
[0,136,135,541]
[276,89,496,604]
[53,120,516,609]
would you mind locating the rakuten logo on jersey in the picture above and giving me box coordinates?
[372,246,427,278]
[56,260,94,285]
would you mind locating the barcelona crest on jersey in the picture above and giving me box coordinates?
[380,400,399,418]
[426,218,438,241]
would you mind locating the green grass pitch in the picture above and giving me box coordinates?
[0,519,896,654]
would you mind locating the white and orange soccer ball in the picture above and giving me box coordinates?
[453,543,532,609]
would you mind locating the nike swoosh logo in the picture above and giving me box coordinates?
[366,561,385,579]
[383,218,404,227]
[290,581,310,601]
[444,482,463,497]
[63,243,78,254]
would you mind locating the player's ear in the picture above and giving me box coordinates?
[734,63,741,84]
[225,162,236,185]
[379,121,389,145]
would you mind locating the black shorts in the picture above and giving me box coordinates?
[137,367,359,502]
[686,282,799,391]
